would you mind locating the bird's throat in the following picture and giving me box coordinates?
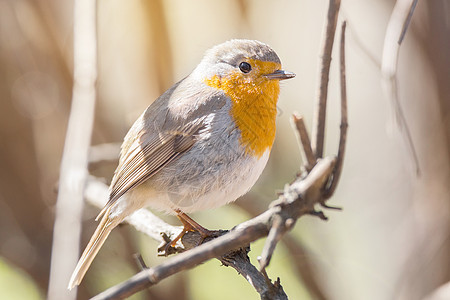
[204,72,280,158]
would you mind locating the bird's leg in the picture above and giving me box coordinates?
[165,209,215,251]
[175,209,214,237]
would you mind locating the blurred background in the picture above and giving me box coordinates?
[1,0,449,299]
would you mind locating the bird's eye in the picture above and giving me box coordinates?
[239,62,252,73]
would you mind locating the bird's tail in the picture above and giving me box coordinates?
[68,207,117,290]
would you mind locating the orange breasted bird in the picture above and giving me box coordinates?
[68,39,295,289]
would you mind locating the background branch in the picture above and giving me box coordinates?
[89,143,121,165]
[47,0,97,299]
[84,178,182,245]
[381,0,420,175]
[398,0,418,44]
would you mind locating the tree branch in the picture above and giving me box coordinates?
[292,114,316,172]
[48,0,97,299]
[381,0,420,175]
[311,0,341,158]
[85,178,288,299]
[324,20,348,199]
[89,157,336,300]
[235,198,328,300]
[84,178,183,245]
[89,143,121,164]
[398,0,418,45]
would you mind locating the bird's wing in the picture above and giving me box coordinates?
[95,78,227,220]
[97,117,207,219]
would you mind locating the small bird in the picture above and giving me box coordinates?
[68,39,295,289]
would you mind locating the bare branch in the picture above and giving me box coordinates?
[84,178,287,299]
[133,254,149,271]
[292,114,316,171]
[324,20,348,199]
[311,0,341,158]
[90,157,336,299]
[222,247,288,300]
[48,0,97,299]
[84,178,183,245]
[258,214,287,271]
[235,199,328,300]
[89,143,121,164]
[381,0,420,175]
[398,0,418,44]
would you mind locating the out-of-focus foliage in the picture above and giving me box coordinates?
[0,258,43,299]
[0,0,449,299]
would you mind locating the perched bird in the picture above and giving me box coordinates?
[68,39,295,289]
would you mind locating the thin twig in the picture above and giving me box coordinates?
[292,114,316,171]
[324,20,348,199]
[90,157,336,300]
[311,0,341,158]
[133,254,149,271]
[398,0,418,44]
[47,0,97,299]
[258,214,286,271]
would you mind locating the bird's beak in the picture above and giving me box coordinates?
[264,69,296,80]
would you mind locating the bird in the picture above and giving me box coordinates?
[68,39,295,289]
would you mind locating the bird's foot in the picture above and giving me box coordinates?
[158,209,223,256]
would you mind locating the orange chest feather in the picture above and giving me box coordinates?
[204,71,280,157]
